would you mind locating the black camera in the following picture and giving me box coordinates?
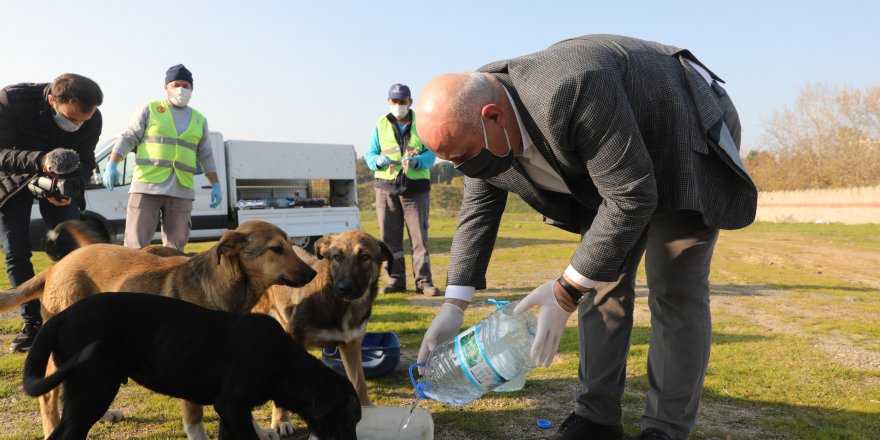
[28,175,82,200]
[27,148,83,201]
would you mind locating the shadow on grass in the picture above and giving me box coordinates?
[764,283,879,293]
[630,283,878,298]
[405,236,575,255]
[420,376,880,440]
[705,283,878,297]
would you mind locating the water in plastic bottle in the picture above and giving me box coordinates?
[411,300,537,406]
[488,300,525,392]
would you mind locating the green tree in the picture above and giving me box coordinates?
[355,156,374,183]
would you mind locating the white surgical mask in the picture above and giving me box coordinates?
[52,106,83,132]
[390,104,409,120]
[168,87,192,107]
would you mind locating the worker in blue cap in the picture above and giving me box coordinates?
[103,64,221,250]
[365,83,441,296]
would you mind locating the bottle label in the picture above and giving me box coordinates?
[455,323,506,388]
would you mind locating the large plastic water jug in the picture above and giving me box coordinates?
[410,300,537,406]
[488,299,525,392]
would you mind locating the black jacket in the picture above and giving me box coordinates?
[0,83,101,209]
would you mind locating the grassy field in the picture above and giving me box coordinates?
[1,212,878,439]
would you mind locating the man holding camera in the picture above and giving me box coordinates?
[0,74,103,352]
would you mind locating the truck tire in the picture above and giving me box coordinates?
[290,235,321,254]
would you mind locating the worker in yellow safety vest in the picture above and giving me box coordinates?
[103,64,221,250]
[365,83,441,296]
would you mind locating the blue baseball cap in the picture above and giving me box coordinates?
[388,83,411,100]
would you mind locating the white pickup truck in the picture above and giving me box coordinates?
[29,132,360,252]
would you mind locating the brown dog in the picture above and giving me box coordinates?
[253,230,391,432]
[0,219,317,440]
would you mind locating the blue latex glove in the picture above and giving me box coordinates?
[210,183,222,209]
[375,155,391,168]
[102,161,118,191]
[403,156,418,169]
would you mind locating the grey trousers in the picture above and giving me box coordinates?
[574,210,719,439]
[374,188,433,289]
[124,193,193,251]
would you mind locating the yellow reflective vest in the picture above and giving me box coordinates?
[374,112,430,181]
[133,100,204,189]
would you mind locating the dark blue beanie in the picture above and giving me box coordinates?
[165,64,193,85]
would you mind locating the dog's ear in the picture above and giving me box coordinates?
[314,236,332,260]
[215,230,247,265]
[379,240,394,274]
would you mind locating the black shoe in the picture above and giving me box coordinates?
[416,286,443,296]
[9,322,41,353]
[382,285,406,294]
[637,428,673,440]
[539,412,623,440]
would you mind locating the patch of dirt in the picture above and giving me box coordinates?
[713,288,880,372]
[731,235,880,290]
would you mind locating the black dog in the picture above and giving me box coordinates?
[23,292,360,440]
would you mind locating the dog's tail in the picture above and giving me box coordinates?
[0,271,48,312]
[23,317,100,397]
[45,220,108,261]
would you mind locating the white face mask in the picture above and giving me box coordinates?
[168,87,192,107]
[52,105,83,132]
[390,104,409,120]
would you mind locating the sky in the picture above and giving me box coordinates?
[3,1,878,157]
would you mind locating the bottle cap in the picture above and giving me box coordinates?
[537,419,551,429]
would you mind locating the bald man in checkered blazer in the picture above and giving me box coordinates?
[416,35,757,440]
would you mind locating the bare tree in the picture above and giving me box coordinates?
[750,83,880,190]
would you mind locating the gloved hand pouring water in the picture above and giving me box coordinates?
[417,274,592,369]
[514,276,590,367]
[417,303,465,366]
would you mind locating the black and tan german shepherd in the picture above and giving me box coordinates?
[254,230,392,432]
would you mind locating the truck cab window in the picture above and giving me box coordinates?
[122,152,136,185]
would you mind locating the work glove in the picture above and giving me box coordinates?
[514,280,574,367]
[102,161,118,191]
[417,303,465,365]
[375,155,391,168]
[402,156,418,169]
[210,183,223,209]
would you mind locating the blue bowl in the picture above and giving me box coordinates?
[321,332,401,379]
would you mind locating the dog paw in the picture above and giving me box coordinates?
[274,421,297,438]
[255,425,281,440]
[99,408,125,423]
[183,423,210,440]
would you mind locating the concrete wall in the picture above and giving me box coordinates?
[756,185,880,224]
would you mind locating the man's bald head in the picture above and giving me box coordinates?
[416,72,503,164]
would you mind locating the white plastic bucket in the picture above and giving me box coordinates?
[355,405,434,440]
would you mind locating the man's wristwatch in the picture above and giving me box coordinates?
[556,276,592,305]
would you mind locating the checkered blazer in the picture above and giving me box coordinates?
[447,35,758,287]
